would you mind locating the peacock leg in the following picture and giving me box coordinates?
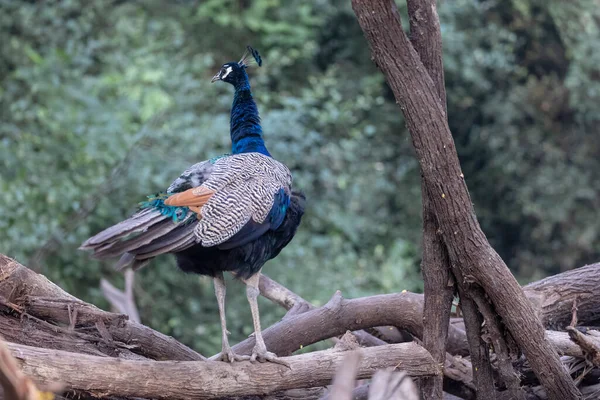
[214,272,249,362]
[243,271,289,366]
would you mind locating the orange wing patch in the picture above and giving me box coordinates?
[165,187,215,218]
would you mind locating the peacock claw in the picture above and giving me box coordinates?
[250,348,290,368]
[218,348,251,363]
[217,345,250,363]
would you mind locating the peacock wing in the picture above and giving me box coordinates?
[80,158,221,269]
[166,158,219,194]
[164,153,293,249]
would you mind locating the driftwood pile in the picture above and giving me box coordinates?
[0,254,599,399]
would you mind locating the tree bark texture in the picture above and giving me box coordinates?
[405,0,454,399]
[350,1,580,399]
[0,254,204,362]
[7,341,438,400]
[229,290,465,358]
[525,262,600,329]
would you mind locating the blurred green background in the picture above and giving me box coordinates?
[1,0,598,356]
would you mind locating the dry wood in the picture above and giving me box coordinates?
[326,351,362,400]
[230,291,465,357]
[0,335,56,400]
[368,370,419,400]
[350,1,580,398]
[566,328,600,367]
[7,341,438,400]
[443,355,475,400]
[525,263,600,328]
[456,289,495,398]
[100,269,140,323]
[259,268,600,358]
[259,274,388,347]
[0,254,203,361]
[405,2,455,399]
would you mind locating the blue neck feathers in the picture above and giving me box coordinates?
[230,72,270,156]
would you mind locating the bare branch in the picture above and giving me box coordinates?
[8,341,438,400]
[0,254,204,361]
[231,291,452,356]
[0,335,59,400]
[566,328,600,367]
[100,269,141,323]
[368,370,419,400]
[327,350,362,400]
[525,262,600,328]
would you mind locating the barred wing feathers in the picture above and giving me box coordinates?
[166,152,292,247]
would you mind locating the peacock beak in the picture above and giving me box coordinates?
[211,72,221,83]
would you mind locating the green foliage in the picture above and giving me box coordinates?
[0,0,597,355]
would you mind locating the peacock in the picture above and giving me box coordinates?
[80,47,305,364]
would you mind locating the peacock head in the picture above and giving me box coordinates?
[211,46,262,86]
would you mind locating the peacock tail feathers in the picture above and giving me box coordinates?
[139,192,194,223]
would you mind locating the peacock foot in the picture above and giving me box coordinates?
[218,345,251,363]
[250,343,290,367]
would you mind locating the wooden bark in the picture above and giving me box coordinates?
[405,1,454,399]
[259,274,391,347]
[326,351,362,400]
[7,341,438,400]
[368,370,419,400]
[230,291,465,357]
[525,262,600,329]
[350,1,580,398]
[0,254,204,361]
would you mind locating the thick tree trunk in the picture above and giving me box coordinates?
[350,1,580,399]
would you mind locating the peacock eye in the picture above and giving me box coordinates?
[221,65,234,79]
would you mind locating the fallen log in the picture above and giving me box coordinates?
[524,262,600,329]
[8,342,438,400]
[0,254,204,361]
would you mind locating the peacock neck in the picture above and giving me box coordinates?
[230,78,270,156]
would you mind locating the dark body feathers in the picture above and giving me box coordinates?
[175,192,305,279]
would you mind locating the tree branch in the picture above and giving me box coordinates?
[259,274,388,347]
[0,254,204,361]
[8,341,438,400]
[405,1,454,399]
[525,262,600,328]
[350,1,580,398]
[231,290,462,357]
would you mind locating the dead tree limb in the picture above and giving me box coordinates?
[0,254,204,361]
[326,350,362,400]
[230,291,465,357]
[525,262,600,328]
[8,342,438,400]
[405,2,454,398]
[100,269,140,323]
[368,370,419,400]
[259,275,467,355]
[0,335,58,400]
[259,274,388,347]
[350,1,580,398]
[566,328,600,367]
